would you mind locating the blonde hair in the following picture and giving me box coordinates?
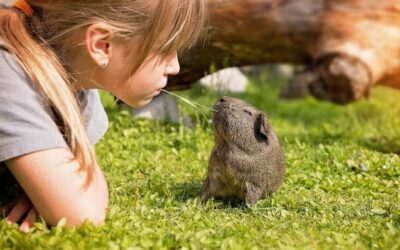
[0,0,207,183]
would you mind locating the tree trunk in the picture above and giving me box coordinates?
[168,0,400,104]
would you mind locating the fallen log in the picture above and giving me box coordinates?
[168,0,400,104]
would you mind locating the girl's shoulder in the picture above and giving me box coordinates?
[0,48,42,107]
[0,47,108,163]
[0,46,29,84]
[0,47,68,162]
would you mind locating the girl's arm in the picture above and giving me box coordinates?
[6,148,109,227]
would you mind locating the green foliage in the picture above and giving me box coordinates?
[1,74,400,249]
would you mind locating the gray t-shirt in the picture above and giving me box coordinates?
[0,47,109,172]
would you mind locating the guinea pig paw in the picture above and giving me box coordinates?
[200,191,210,204]
[245,182,262,206]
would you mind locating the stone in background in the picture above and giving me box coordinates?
[198,67,249,93]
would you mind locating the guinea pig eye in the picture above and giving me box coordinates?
[243,108,253,116]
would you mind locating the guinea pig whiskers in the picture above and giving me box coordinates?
[161,89,217,112]
[161,89,220,127]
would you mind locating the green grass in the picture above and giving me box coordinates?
[1,72,400,249]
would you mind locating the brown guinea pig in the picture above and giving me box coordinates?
[201,97,285,205]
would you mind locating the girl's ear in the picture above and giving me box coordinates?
[86,23,113,67]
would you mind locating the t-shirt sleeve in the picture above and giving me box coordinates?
[0,50,68,162]
[78,89,109,145]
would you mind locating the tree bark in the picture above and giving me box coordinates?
[168,0,400,104]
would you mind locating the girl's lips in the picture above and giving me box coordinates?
[154,82,167,96]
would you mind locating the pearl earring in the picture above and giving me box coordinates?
[100,60,109,69]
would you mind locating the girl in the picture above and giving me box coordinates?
[0,0,206,232]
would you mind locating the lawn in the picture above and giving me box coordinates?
[0,71,399,249]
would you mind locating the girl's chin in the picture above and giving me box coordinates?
[154,89,162,96]
[123,98,149,108]
[138,96,155,107]
[125,91,161,108]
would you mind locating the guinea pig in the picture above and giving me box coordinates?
[201,96,285,206]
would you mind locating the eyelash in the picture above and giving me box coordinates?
[243,109,253,116]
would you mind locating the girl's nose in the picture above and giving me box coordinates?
[165,51,180,76]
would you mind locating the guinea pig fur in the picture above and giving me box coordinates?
[201,97,285,206]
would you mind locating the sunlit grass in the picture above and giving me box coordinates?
[1,71,399,249]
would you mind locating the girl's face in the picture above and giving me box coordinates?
[106,50,180,107]
[71,24,181,107]
[98,47,180,108]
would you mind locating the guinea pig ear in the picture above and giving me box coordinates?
[257,113,269,141]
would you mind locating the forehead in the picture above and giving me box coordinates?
[231,99,259,111]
